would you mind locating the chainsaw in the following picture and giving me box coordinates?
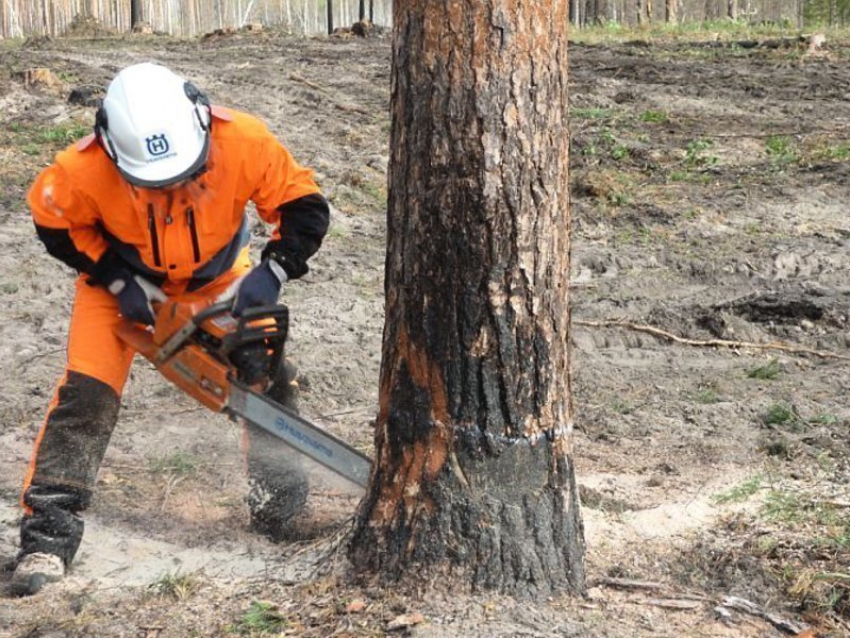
[114,299,372,489]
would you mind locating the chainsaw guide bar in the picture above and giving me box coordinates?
[115,300,372,490]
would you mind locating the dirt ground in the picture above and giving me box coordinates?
[0,27,848,638]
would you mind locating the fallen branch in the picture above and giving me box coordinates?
[598,577,665,591]
[821,500,850,509]
[288,73,327,92]
[574,319,850,361]
[642,598,702,610]
[335,102,372,117]
[718,595,807,635]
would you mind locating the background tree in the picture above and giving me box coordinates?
[130,0,142,28]
[349,0,586,595]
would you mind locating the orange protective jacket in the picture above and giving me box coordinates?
[28,106,329,293]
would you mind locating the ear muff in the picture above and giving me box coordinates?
[94,101,120,165]
[184,81,212,132]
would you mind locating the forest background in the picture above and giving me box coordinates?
[3,0,850,39]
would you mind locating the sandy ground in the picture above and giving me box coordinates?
[0,29,848,637]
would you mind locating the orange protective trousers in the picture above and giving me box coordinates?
[21,254,250,509]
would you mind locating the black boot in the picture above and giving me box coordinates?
[12,483,88,596]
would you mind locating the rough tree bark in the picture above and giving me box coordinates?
[130,0,142,31]
[349,0,585,596]
[666,0,678,23]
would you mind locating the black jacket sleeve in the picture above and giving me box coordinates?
[261,193,330,280]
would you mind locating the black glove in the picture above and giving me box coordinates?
[233,260,287,316]
[89,250,164,325]
[111,277,160,325]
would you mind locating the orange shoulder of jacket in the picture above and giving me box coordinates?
[211,106,277,142]
[54,135,117,187]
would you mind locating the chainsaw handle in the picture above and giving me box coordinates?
[191,300,235,326]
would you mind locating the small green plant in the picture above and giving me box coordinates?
[327,225,348,239]
[746,359,781,380]
[149,571,197,601]
[765,135,798,165]
[762,402,797,426]
[668,170,711,184]
[149,451,198,476]
[599,128,616,145]
[693,387,718,404]
[33,122,91,145]
[580,140,599,156]
[685,138,718,167]
[1,282,18,294]
[762,490,806,523]
[611,144,629,161]
[571,107,613,120]
[809,413,838,425]
[611,399,632,415]
[821,143,850,161]
[228,601,288,635]
[713,475,763,504]
[640,110,668,123]
[608,190,632,207]
[361,182,386,205]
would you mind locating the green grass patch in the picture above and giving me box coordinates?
[713,475,763,504]
[228,601,288,635]
[746,358,781,380]
[4,121,91,157]
[640,109,668,123]
[611,398,632,415]
[809,413,839,426]
[611,144,630,161]
[765,135,798,166]
[33,122,91,145]
[762,401,798,426]
[571,107,614,120]
[668,170,712,184]
[327,225,348,239]
[762,490,844,530]
[814,143,850,162]
[693,387,719,404]
[149,570,197,601]
[149,451,199,476]
[685,138,718,167]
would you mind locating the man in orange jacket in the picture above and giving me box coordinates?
[11,63,330,596]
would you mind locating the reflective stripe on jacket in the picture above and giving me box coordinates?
[28,107,323,290]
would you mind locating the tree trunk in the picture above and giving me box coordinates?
[666,0,677,22]
[349,0,585,596]
[326,0,333,33]
[727,0,738,19]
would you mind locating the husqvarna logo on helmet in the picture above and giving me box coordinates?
[146,134,170,157]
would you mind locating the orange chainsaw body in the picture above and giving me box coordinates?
[115,300,237,411]
[117,298,293,420]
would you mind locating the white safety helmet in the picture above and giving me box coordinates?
[96,63,211,188]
